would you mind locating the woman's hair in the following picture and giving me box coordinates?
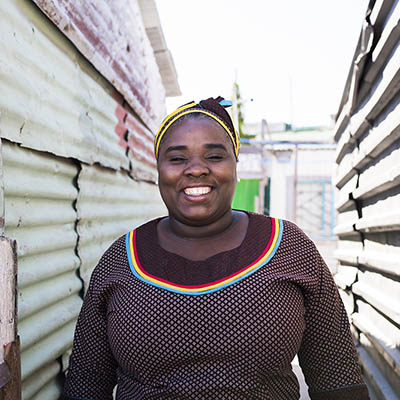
[154,97,239,159]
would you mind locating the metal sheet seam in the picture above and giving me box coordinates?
[51,157,85,390]
[0,138,4,235]
[71,160,85,300]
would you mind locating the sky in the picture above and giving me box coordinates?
[155,0,369,128]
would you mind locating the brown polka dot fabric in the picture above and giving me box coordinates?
[63,214,369,399]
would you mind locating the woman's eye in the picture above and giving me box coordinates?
[169,156,186,162]
[207,154,224,160]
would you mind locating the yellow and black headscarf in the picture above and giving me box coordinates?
[154,96,239,159]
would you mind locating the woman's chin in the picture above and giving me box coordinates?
[171,207,232,228]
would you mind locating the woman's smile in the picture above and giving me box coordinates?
[183,186,212,196]
[183,186,213,198]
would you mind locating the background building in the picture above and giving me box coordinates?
[236,124,337,269]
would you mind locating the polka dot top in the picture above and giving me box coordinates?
[63,213,369,399]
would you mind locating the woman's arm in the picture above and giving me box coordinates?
[298,245,370,400]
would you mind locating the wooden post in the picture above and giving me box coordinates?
[0,238,20,400]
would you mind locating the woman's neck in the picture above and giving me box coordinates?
[156,210,249,261]
[166,209,235,240]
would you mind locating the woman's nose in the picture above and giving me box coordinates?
[184,157,210,177]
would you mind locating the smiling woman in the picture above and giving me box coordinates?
[156,117,247,260]
[62,97,370,399]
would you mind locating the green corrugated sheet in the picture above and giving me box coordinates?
[232,178,259,212]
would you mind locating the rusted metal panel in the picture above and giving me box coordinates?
[31,0,166,132]
[114,103,158,172]
[0,0,128,171]
[76,163,166,287]
[2,141,82,398]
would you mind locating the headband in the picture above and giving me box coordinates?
[154,97,239,159]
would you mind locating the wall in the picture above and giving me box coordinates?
[334,0,400,398]
[0,0,169,398]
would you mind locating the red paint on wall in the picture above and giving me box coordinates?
[114,101,156,168]
[32,0,164,132]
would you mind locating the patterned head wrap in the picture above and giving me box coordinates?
[154,96,239,159]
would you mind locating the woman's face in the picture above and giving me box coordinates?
[157,117,237,226]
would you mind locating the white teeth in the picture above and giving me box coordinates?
[184,186,211,196]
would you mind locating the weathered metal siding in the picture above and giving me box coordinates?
[77,164,166,287]
[334,1,400,398]
[1,0,169,398]
[0,0,127,170]
[2,140,82,398]
[31,0,166,132]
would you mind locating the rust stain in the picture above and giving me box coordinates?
[30,0,161,130]
[1,338,21,399]
[114,102,156,167]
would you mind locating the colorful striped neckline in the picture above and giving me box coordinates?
[126,217,283,296]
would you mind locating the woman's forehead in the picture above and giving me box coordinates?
[161,117,232,147]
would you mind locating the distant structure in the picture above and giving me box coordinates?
[235,122,336,268]
[333,0,400,398]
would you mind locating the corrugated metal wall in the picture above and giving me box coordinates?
[334,1,400,398]
[77,164,165,287]
[0,0,167,398]
[30,0,166,132]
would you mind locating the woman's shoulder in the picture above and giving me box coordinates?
[246,212,318,260]
[246,212,310,239]
[262,215,314,243]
